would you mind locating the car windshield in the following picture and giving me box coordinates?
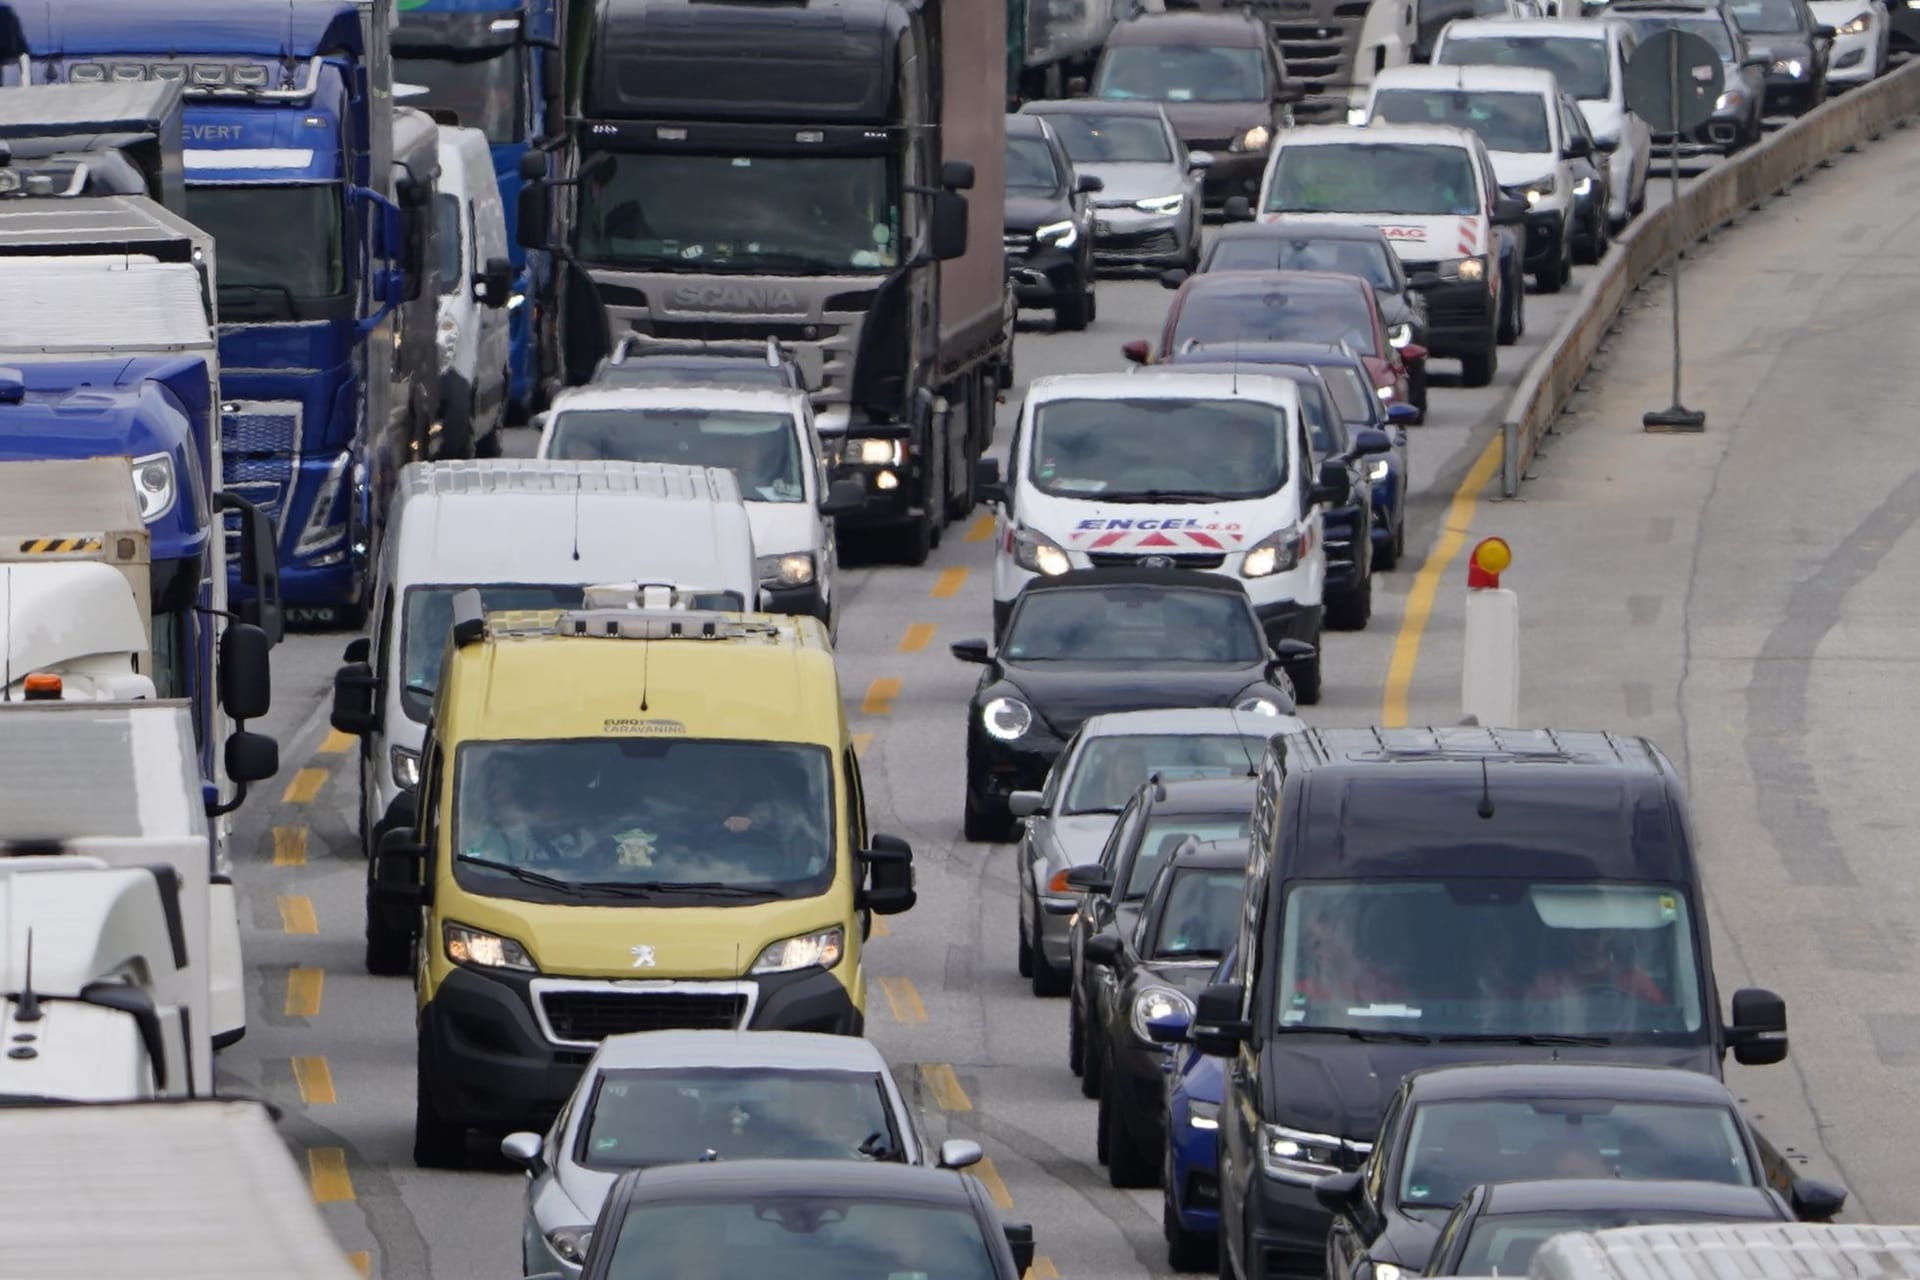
[1726,0,1802,31]
[1095,44,1269,102]
[1457,1208,1767,1275]
[1149,867,1247,959]
[1063,733,1265,814]
[394,49,523,144]
[1007,135,1064,193]
[1614,14,1735,56]
[399,585,588,723]
[1027,396,1289,500]
[1438,35,1613,99]
[1208,236,1399,289]
[545,407,805,501]
[1125,815,1252,896]
[1171,284,1378,356]
[581,1067,901,1168]
[603,1197,997,1280]
[182,183,346,317]
[1371,88,1553,154]
[435,193,463,296]
[1399,1099,1756,1213]
[453,738,835,904]
[1004,586,1265,665]
[1035,113,1175,163]
[1265,143,1479,216]
[1275,881,1708,1040]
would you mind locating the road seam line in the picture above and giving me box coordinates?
[877,976,927,1024]
[292,1056,337,1105]
[899,622,937,653]
[316,729,355,756]
[919,1062,972,1111]
[285,967,324,1018]
[307,1148,354,1203]
[861,678,902,716]
[931,567,968,598]
[272,826,308,867]
[281,767,330,806]
[278,895,319,935]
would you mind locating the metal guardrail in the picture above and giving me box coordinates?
[1499,60,1920,495]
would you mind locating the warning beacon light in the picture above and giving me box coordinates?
[1467,537,1511,590]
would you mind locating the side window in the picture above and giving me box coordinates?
[1043,734,1078,809]
[1297,421,1314,519]
[843,748,869,853]
[373,587,396,694]
[420,735,445,852]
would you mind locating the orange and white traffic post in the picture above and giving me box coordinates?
[1461,536,1518,728]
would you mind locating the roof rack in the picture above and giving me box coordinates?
[606,333,792,369]
[450,584,782,648]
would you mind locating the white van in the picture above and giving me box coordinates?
[976,371,1337,702]
[433,125,514,457]
[535,383,863,632]
[331,459,759,869]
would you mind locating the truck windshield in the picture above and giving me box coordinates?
[1437,36,1612,99]
[1095,45,1269,102]
[1265,143,1479,216]
[183,184,347,315]
[1371,89,1553,154]
[394,50,524,145]
[1028,396,1288,500]
[453,738,836,904]
[400,584,588,722]
[545,407,805,502]
[1275,881,1708,1042]
[576,152,902,274]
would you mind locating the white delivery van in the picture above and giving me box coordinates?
[535,383,863,632]
[433,123,514,457]
[976,370,1339,703]
[329,459,759,905]
[1529,1223,1920,1279]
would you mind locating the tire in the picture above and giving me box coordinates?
[412,1043,467,1169]
[1030,902,1069,997]
[1373,512,1400,572]
[1054,272,1092,331]
[1408,361,1428,417]
[1534,234,1569,293]
[436,390,475,460]
[1459,347,1497,388]
[1068,988,1086,1075]
[1325,570,1371,631]
[1288,647,1323,706]
[1081,1016,1105,1099]
[926,441,947,551]
[1498,269,1525,343]
[1105,1060,1159,1188]
[1095,1076,1112,1165]
[1017,906,1035,979]
[1165,1150,1217,1272]
[900,508,934,567]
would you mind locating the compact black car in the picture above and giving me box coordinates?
[1556,93,1613,263]
[1085,838,1248,1189]
[952,569,1304,842]
[588,333,809,390]
[1316,1062,1848,1280]
[1724,0,1835,115]
[1004,112,1101,331]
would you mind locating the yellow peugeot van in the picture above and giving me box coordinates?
[370,585,916,1167]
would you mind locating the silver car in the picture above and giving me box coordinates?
[1019,99,1209,272]
[1010,707,1299,997]
[503,1030,983,1277]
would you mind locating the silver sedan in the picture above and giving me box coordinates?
[1019,99,1209,272]
[1011,706,1299,997]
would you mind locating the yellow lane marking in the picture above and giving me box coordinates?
[877,976,927,1024]
[965,514,995,543]
[1031,1257,1061,1280]
[851,731,874,758]
[899,622,937,653]
[285,967,324,1018]
[272,826,308,868]
[308,1148,355,1203]
[974,1155,1015,1209]
[317,729,355,755]
[1382,434,1505,728]
[919,1062,973,1112]
[861,678,902,716]
[281,767,330,806]
[871,916,891,938]
[347,1253,371,1278]
[931,567,968,598]
[279,895,319,935]
[293,1056,338,1105]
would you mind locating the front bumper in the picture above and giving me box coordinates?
[1408,278,1496,357]
[1521,208,1565,270]
[1091,207,1188,266]
[1763,72,1821,110]
[1322,504,1365,596]
[1828,34,1876,80]
[1033,889,1078,967]
[824,439,919,531]
[1169,1090,1223,1234]
[1242,1175,1338,1280]
[762,580,827,623]
[1200,152,1267,208]
[968,725,1067,822]
[1006,241,1080,305]
[1652,110,1751,154]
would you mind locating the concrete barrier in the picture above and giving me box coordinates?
[1499,61,1920,495]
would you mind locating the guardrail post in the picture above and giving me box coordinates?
[1461,537,1519,729]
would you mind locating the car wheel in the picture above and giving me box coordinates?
[1017,905,1034,979]
[1095,1072,1112,1165]
[413,1045,467,1169]
[1497,277,1520,345]
[1030,901,1070,997]
[1166,1149,1217,1272]
[1054,274,1092,331]
[1081,1016,1105,1099]
[1407,360,1429,418]
[1325,571,1371,631]
[1535,234,1569,293]
[900,506,934,567]
[1105,1058,1160,1188]
[1288,644,1323,706]
[1585,210,1610,264]
[1068,987,1085,1074]
[1460,347,1497,388]
[1373,512,1400,573]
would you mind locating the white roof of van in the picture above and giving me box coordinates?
[394,459,744,505]
[547,383,809,414]
[1440,15,1618,40]
[1279,122,1483,150]
[1026,370,1304,407]
[1371,63,1564,95]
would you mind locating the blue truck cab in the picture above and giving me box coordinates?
[393,0,562,420]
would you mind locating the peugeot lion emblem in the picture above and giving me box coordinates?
[630,945,657,969]
[1142,555,1175,569]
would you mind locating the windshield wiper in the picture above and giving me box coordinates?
[856,1132,898,1161]
[455,854,586,895]
[1278,1024,1434,1044]
[1093,488,1230,503]
[576,879,779,900]
[1435,1033,1614,1046]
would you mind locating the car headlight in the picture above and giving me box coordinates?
[757,551,816,587]
[444,922,537,972]
[1188,1099,1221,1130]
[854,438,906,466]
[1036,219,1078,249]
[982,696,1034,741]
[1259,1123,1346,1183]
[750,925,846,974]
[1135,193,1184,215]
[1572,175,1594,196]
[1234,694,1285,716]
[1837,13,1870,33]
[1387,322,1412,349]
[1523,174,1557,206]
[1012,526,1072,576]
[437,313,459,373]
[1233,123,1272,151]
[390,745,421,791]
[1374,1265,1406,1280]
[1130,986,1195,1042]
[1438,254,1487,283]
[1242,525,1306,578]
[545,1227,594,1266]
[1346,106,1370,125]
[1773,57,1805,76]
[1375,384,1394,401]
[130,452,178,521]
[1716,88,1746,111]
[1368,459,1390,481]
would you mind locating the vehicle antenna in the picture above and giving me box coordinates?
[2,566,11,701]
[15,928,41,1023]
[638,631,651,713]
[1476,758,1496,820]
[1229,710,1260,776]
[571,474,583,561]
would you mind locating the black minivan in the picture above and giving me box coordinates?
[1188,727,1790,1280]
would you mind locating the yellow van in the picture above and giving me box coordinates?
[369,584,916,1168]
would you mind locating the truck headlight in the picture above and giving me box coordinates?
[1135,194,1184,215]
[1036,219,1078,249]
[854,438,906,466]
[1242,526,1305,578]
[1012,527,1071,576]
[1259,1123,1347,1183]
[544,1227,594,1265]
[982,696,1034,741]
[130,452,178,521]
[757,552,816,587]
[390,745,420,791]
[294,452,353,558]
[1387,323,1412,349]
[1131,986,1194,1042]
[750,925,845,974]
[1233,124,1272,152]
[444,922,537,972]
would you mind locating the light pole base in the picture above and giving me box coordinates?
[1643,405,1707,432]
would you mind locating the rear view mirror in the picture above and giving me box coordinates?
[372,826,430,915]
[500,1132,546,1174]
[930,190,970,261]
[223,730,279,786]
[1563,135,1592,159]
[1727,987,1788,1065]
[1790,1177,1847,1222]
[941,160,976,191]
[1351,427,1393,457]
[1074,172,1104,194]
[1401,343,1429,363]
[218,623,273,721]
[1083,933,1122,967]
[1492,196,1527,226]
[1386,402,1420,425]
[1310,456,1352,507]
[939,1138,984,1170]
[1063,863,1113,893]
[950,638,992,664]
[215,491,282,644]
[475,256,514,309]
[1814,22,1836,38]
[332,660,379,736]
[1222,196,1255,223]
[517,184,549,252]
[1121,339,1151,365]
[1190,981,1250,1056]
[861,833,916,915]
[975,457,1005,506]
[1003,1222,1037,1276]
[518,150,548,182]
[1008,791,1044,818]
[1313,1170,1365,1212]
[1187,150,1215,171]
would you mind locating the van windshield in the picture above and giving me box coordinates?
[1094,44,1269,102]
[546,407,806,502]
[1265,143,1479,216]
[400,585,588,723]
[1028,396,1289,499]
[1275,881,1707,1041]
[1436,35,1612,100]
[453,738,836,905]
[1370,89,1553,154]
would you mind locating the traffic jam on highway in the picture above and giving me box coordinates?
[0,0,1912,1276]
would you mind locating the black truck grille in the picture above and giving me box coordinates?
[1251,0,1372,113]
[541,991,746,1041]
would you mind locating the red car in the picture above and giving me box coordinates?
[1123,269,1425,415]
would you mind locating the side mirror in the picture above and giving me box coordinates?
[1121,339,1152,365]
[1400,343,1429,363]
[372,825,430,913]
[1814,23,1836,38]
[217,623,273,721]
[1074,172,1105,194]
[1083,932,1123,967]
[517,184,549,252]
[861,833,917,915]
[1407,270,1441,289]
[476,255,514,309]
[1145,1008,1192,1044]
[1790,1177,1848,1223]
[942,159,976,191]
[1386,402,1420,425]
[938,1138,984,1170]
[1066,75,1089,96]
[343,637,371,664]
[1190,981,1251,1057]
[1159,268,1190,290]
[1492,195,1527,226]
[1311,456,1352,507]
[331,661,380,736]
[950,638,992,664]
[930,190,970,262]
[215,492,282,645]
[1223,196,1255,223]
[1351,427,1393,457]
[518,149,549,182]
[820,478,866,517]
[500,1131,547,1175]
[976,457,1006,506]
[1727,987,1788,1065]
[1313,1170,1365,1213]
[224,730,279,786]
[1002,1222,1037,1277]
[381,790,419,835]
[1063,863,1114,893]
[1269,637,1316,668]
[1187,150,1215,171]
[1008,790,1044,818]
[1563,135,1592,159]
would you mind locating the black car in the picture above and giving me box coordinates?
[1085,837,1248,1189]
[1609,2,1771,152]
[1176,220,1431,413]
[1724,0,1835,114]
[588,333,810,390]
[1065,776,1259,1093]
[1316,1063,1848,1280]
[1005,112,1101,332]
[1555,92,1614,263]
[1420,1178,1809,1275]
[568,1158,1035,1280]
[952,569,1302,842]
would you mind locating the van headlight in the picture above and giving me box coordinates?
[1131,986,1194,1042]
[1012,527,1071,576]
[1438,255,1487,283]
[750,925,845,974]
[1572,175,1594,196]
[130,452,178,521]
[1188,1099,1221,1130]
[444,922,537,972]
[1036,219,1078,249]
[982,696,1033,741]
[1772,57,1805,76]
[1242,526,1305,578]
[1368,459,1390,481]
[1233,124,1272,151]
[1523,175,1557,205]
[390,745,420,791]
[757,552,816,587]
[1259,1123,1346,1183]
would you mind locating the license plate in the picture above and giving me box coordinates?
[1094,220,1113,236]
